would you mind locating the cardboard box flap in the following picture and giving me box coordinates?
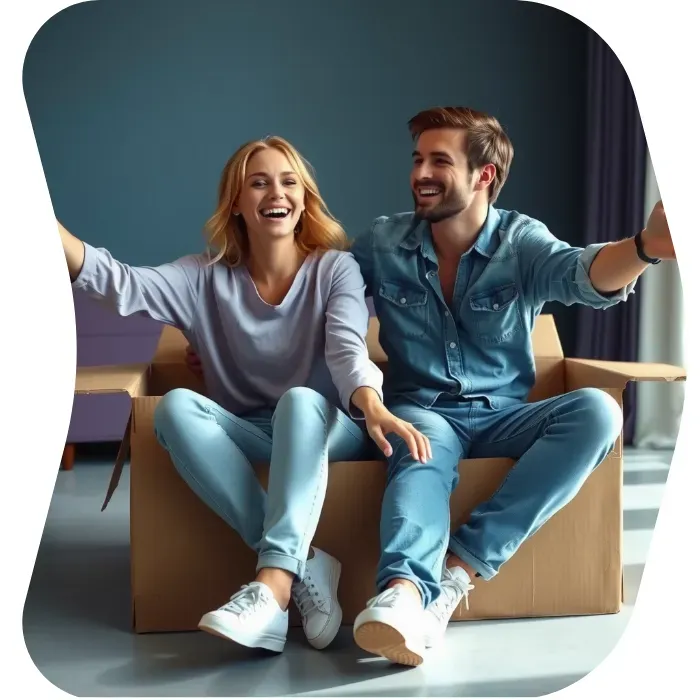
[153,325,188,364]
[75,364,149,396]
[567,358,686,389]
[531,314,564,358]
[101,414,132,511]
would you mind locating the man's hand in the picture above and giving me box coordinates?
[641,200,675,260]
[185,345,203,377]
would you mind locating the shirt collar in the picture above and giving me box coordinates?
[399,206,502,261]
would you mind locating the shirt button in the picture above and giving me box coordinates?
[444,310,450,317]
[449,342,457,349]
[493,302,500,310]
[400,297,407,305]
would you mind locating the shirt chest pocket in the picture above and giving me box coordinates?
[378,280,429,339]
[465,283,523,344]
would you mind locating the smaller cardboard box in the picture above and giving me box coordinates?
[74,315,685,633]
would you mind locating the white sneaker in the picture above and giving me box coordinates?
[291,547,343,650]
[198,582,288,652]
[424,566,474,648]
[353,586,426,666]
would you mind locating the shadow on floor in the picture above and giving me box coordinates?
[308,671,588,697]
[623,508,658,531]
[23,540,132,635]
[623,469,668,486]
[622,563,645,606]
[94,628,409,696]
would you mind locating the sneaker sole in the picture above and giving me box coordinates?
[306,558,343,650]
[198,612,286,653]
[354,621,424,667]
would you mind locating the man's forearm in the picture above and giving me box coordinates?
[588,236,649,294]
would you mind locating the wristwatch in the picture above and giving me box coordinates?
[634,230,661,265]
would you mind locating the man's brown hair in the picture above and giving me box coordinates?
[408,106,514,203]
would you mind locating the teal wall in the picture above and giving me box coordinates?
[24,0,589,350]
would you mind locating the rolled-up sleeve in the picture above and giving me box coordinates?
[324,253,384,418]
[72,242,202,330]
[518,222,637,308]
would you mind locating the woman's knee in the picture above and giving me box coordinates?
[278,386,325,406]
[273,386,327,421]
[153,388,202,438]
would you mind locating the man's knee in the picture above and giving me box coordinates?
[568,388,623,449]
[385,404,462,475]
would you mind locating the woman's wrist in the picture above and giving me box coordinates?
[350,386,383,416]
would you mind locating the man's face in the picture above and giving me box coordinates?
[411,128,477,223]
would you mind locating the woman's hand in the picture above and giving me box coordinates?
[351,387,431,463]
[366,403,432,464]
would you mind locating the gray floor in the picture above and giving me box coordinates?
[23,447,673,697]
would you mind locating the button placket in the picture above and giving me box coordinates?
[424,261,465,395]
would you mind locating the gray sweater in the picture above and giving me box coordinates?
[72,242,383,418]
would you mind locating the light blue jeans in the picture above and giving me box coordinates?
[153,386,373,579]
[377,388,623,607]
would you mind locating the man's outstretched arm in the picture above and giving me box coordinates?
[588,200,674,293]
[519,199,674,308]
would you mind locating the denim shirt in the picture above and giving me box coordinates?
[350,206,636,409]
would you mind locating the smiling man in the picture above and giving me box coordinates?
[349,106,675,666]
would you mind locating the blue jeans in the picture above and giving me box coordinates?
[153,387,372,579]
[377,388,623,607]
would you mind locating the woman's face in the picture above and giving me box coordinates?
[235,147,305,241]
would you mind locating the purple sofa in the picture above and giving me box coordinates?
[67,291,163,446]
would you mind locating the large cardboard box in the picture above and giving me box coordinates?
[74,315,685,633]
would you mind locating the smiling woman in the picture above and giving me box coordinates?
[56,134,430,657]
[205,136,347,270]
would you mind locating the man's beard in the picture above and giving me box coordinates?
[412,188,468,223]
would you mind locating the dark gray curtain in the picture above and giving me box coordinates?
[575,30,647,445]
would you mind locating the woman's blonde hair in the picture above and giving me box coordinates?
[204,136,348,266]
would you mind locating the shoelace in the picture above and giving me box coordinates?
[222,584,268,619]
[435,572,475,616]
[292,576,323,616]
